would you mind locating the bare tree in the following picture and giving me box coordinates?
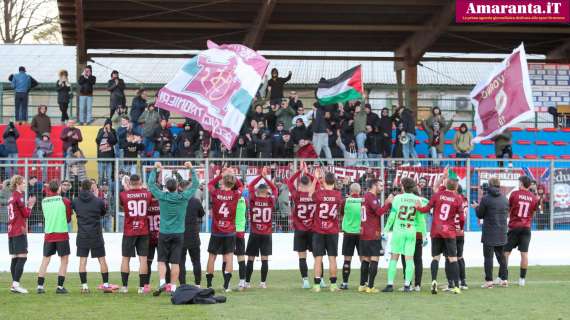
[0,0,57,43]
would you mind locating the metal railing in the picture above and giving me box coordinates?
[0,157,567,234]
[0,87,556,128]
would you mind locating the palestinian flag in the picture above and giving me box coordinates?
[316,65,363,105]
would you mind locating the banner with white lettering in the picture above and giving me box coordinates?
[553,168,570,223]
[470,43,535,143]
[155,40,269,149]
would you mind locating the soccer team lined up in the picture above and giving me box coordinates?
[6,161,538,295]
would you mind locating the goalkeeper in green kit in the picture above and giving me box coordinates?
[382,177,425,292]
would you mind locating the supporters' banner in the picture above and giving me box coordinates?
[390,166,467,190]
[470,43,535,143]
[156,40,269,149]
[553,169,570,222]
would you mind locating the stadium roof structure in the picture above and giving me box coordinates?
[58,0,570,62]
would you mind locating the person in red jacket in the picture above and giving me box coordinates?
[7,175,37,294]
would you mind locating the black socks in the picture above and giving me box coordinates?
[368,261,379,288]
[342,260,351,283]
[430,260,439,281]
[299,258,308,278]
[121,272,129,287]
[261,260,268,283]
[360,261,370,286]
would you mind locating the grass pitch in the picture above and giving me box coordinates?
[0,266,568,320]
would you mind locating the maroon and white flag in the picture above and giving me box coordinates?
[470,43,535,143]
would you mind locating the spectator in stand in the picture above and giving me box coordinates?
[296,139,318,159]
[365,103,380,127]
[288,91,303,112]
[130,88,148,133]
[392,107,404,158]
[0,179,10,233]
[175,121,199,158]
[27,176,44,233]
[115,116,131,158]
[399,106,418,165]
[535,184,550,230]
[65,146,87,182]
[291,118,310,149]
[274,132,295,158]
[111,105,129,128]
[312,103,333,164]
[267,68,292,107]
[252,130,273,158]
[423,107,454,162]
[335,129,358,166]
[493,129,513,168]
[60,119,82,157]
[138,103,161,157]
[56,70,72,123]
[353,103,368,163]
[34,133,54,180]
[77,65,96,125]
[453,123,473,158]
[378,108,393,158]
[9,66,38,123]
[365,125,382,166]
[107,70,126,118]
[232,136,255,159]
[266,104,278,130]
[95,119,117,184]
[249,104,267,127]
[3,122,19,177]
[152,119,174,158]
[31,105,51,144]
[120,131,144,175]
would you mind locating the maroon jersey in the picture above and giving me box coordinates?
[147,198,161,246]
[287,171,317,232]
[418,190,462,239]
[7,191,31,238]
[120,188,152,236]
[248,176,277,235]
[508,189,538,229]
[208,175,242,235]
[360,192,390,241]
[312,189,344,234]
[455,194,468,237]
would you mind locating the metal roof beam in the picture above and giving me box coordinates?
[75,0,86,64]
[244,0,277,49]
[395,0,455,70]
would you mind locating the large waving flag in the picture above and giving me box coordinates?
[316,65,363,105]
[470,43,534,143]
[155,40,269,149]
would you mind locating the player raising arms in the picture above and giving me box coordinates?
[206,167,243,292]
[149,162,199,296]
[382,178,421,293]
[504,175,538,287]
[37,180,72,294]
[359,179,392,293]
[146,192,171,286]
[309,169,345,292]
[340,183,363,290]
[245,167,278,289]
[416,173,463,294]
[119,174,152,294]
[7,175,36,294]
[286,163,317,289]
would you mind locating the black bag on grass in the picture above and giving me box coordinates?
[171,285,227,305]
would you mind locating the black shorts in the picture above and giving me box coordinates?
[504,228,531,253]
[456,236,465,258]
[293,230,313,252]
[43,240,70,257]
[358,239,382,257]
[235,236,246,256]
[122,235,150,257]
[157,233,184,264]
[208,235,235,255]
[312,233,339,257]
[246,233,272,257]
[77,246,106,258]
[431,237,457,257]
[8,235,28,255]
[342,234,360,257]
